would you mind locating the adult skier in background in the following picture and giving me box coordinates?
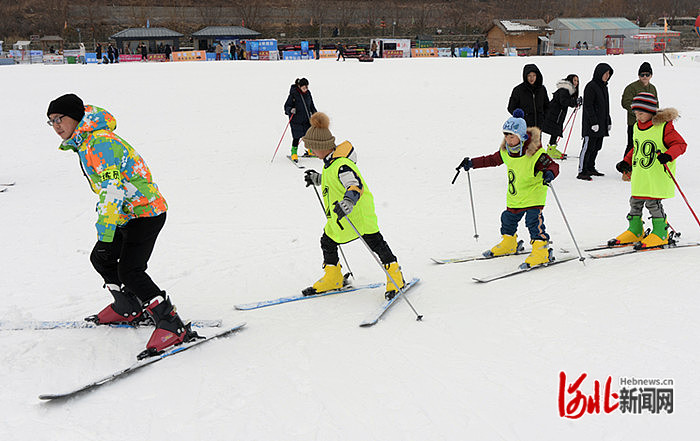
[47,93,197,359]
[620,62,658,180]
[578,62,613,181]
[507,64,549,129]
[301,112,406,300]
[284,77,317,161]
[541,74,580,159]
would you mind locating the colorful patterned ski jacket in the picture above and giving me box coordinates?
[59,105,167,242]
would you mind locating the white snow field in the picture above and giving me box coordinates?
[1,52,699,440]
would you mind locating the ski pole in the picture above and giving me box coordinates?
[270,113,294,163]
[310,184,354,278]
[546,182,585,264]
[663,163,700,228]
[465,169,479,241]
[561,105,579,157]
[337,204,423,321]
[561,104,577,134]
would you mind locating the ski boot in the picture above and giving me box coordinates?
[547,144,565,160]
[302,149,314,158]
[302,264,344,296]
[608,215,644,246]
[85,284,151,326]
[635,217,669,250]
[384,262,405,300]
[483,234,520,258]
[290,146,299,162]
[138,294,199,360]
[522,240,552,268]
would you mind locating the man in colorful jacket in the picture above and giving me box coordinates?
[47,93,196,359]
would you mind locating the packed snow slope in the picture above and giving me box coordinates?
[1,53,699,440]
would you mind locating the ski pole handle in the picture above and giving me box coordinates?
[451,168,461,185]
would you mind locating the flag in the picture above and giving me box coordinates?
[64,21,67,29]
[664,18,667,33]
[147,19,150,28]
[241,19,245,27]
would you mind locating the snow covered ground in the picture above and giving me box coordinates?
[1,52,698,440]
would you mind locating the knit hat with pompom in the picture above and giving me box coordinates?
[303,112,336,151]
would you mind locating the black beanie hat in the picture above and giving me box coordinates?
[47,94,85,122]
[638,62,652,76]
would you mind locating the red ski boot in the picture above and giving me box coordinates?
[138,294,199,359]
[85,284,150,326]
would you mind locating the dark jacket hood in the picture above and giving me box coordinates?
[593,63,613,84]
[522,64,543,88]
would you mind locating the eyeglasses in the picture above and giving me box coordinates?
[639,73,651,77]
[47,115,65,126]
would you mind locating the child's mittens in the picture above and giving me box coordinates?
[542,170,555,185]
[457,157,473,171]
[657,153,672,164]
[616,160,632,174]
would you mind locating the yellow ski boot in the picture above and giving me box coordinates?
[384,262,405,300]
[608,215,643,246]
[523,240,551,267]
[636,217,669,249]
[303,264,343,296]
[485,234,519,257]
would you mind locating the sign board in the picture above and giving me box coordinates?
[172,50,206,62]
[411,48,439,57]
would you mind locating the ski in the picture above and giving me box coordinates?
[38,322,246,401]
[587,242,700,259]
[584,243,635,252]
[0,181,15,186]
[0,319,222,331]
[359,277,420,327]
[286,155,305,169]
[234,282,384,310]
[431,241,525,264]
[472,256,578,283]
[0,187,6,193]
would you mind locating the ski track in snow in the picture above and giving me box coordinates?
[1,53,699,439]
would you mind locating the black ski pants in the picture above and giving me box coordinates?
[578,136,604,174]
[320,231,396,266]
[90,213,166,303]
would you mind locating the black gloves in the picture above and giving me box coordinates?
[304,169,321,187]
[616,160,632,174]
[657,153,672,165]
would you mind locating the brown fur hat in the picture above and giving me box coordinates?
[303,112,336,151]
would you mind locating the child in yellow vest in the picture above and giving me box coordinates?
[457,109,560,267]
[613,93,687,248]
[301,112,405,299]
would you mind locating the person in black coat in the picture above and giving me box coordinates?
[283,78,318,161]
[507,64,549,129]
[541,74,580,158]
[577,63,613,180]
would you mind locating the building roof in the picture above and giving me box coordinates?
[40,35,63,41]
[490,19,552,34]
[549,17,638,31]
[191,26,261,38]
[110,27,184,39]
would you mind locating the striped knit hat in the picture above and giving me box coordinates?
[631,92,658,114]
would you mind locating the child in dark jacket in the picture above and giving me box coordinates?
[457,109,560,267]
